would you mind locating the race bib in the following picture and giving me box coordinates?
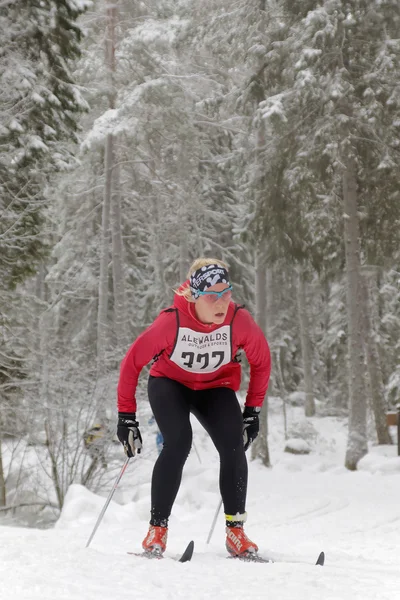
[169,326,231,373]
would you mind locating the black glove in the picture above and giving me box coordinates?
[117,413,142,457]
[243,406,260,451]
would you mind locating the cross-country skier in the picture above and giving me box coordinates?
[117,258,271,557]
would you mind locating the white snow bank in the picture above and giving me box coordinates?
[358,445,400,474]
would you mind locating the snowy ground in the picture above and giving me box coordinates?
[2,399,400,600]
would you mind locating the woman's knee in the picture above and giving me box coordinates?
[212,418,243,456]
[162,426,193,460]
[216,440,246,461]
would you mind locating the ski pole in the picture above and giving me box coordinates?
[85,456,130,548]
[192,440,202,464]
[206,496,223,544]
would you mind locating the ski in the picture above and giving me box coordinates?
[228,550,325,566]
[179,540,195,563]
[128,540,194,563]
[227,552,272,564]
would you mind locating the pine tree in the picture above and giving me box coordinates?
[277,0,400,467]
[0,0,89,288]
[0,0,89,511]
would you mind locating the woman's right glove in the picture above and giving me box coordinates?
[117,413,142,457]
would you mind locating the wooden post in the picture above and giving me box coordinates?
[397,404,400,457]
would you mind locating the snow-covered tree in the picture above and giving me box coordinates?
[278,0,400,467]
[0,0,90,510]
[0,0,89,288]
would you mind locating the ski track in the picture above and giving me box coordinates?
[268,498,351,527]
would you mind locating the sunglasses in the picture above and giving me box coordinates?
[196,285,233,303]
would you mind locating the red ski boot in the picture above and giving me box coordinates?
[225,526,258,558]
[142,525,168,556]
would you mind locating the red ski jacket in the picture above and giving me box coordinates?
[117,289,271,413]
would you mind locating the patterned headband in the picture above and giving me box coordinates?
[189,264,230,299]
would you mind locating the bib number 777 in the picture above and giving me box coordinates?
[181,351,225,370]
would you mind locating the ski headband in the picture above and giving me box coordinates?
[189,264,230,299]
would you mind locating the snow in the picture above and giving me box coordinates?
[126,17,189,46]
[284,437,311,454]
[66,0,93,10]
[9,119,24,132]
[2,402,400,599]
[27,135,48,151]
[288,390,306,405]
[31,92,46,105]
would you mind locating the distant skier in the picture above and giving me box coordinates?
[83,423,107,465]
[148,415,164,455]
[116,258,271,557]
[82,423,107,485]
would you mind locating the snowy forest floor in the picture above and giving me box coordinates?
[2,398,400,600]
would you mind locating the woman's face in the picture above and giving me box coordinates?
[194,283,232,325]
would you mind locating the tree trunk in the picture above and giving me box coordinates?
[178,148,189,283]
[265,267,274,337]
[97,133,112,370]
[251,248,271,467]
[0,432,6,507]
[252,402,270,466]
[322,279,333,390]
[111,156,127,345]
[297,267,316,417]
[254,250,267,331]
[35,263,47,302]
[44,419,64,510]
[150,194,168,300]
[343,157,368,470]
[361,273,391,445]
[179,234,189,283]
[97,1,117,369]
[275,348,288,440]
[250,16,271,466]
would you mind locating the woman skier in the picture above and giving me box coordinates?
[117,258,271,558]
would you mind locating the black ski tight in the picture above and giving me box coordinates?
[147,376,247,526]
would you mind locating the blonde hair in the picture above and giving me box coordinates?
[175,257,229,301]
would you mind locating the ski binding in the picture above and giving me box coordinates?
[128,540,194,563]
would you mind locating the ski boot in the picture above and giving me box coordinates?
[142,525,168,558]
[226,525,259,558]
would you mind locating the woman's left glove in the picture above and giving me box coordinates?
[243,406,260,451]
[117,413,143,457]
